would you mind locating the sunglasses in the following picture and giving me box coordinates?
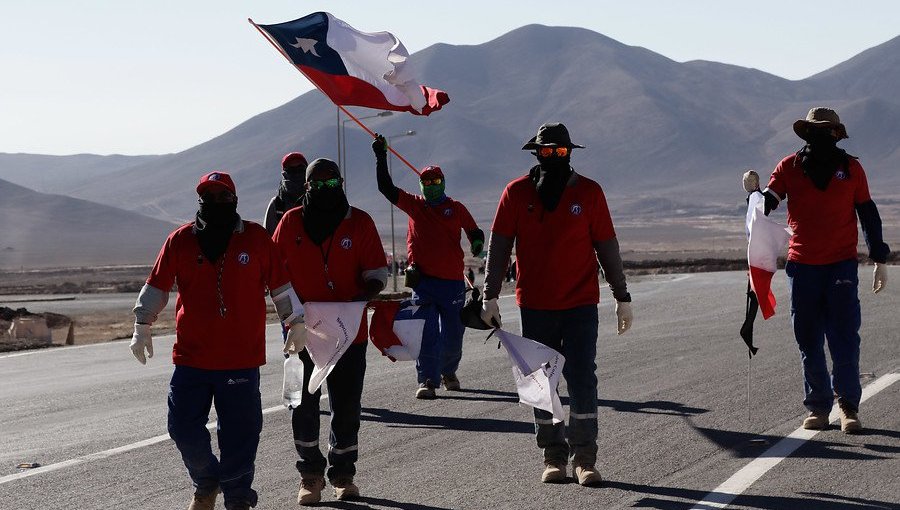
[307,177,343,190]
[420,178,443,186]
[538,146,570,158]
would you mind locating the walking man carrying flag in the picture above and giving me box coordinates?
[481,123,633,486]
[371,134,484,398]
[762,107,890,433]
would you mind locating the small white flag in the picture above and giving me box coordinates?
[303,301,367,393]
[495,329,566,423]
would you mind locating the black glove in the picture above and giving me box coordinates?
[763,190,779,216]
[372,134,387,158]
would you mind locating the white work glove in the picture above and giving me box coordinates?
[480,297,502,329]
[742,170,760,193]
[284,321,308,354]
[615,301,633,335]
[873,263,887,294]
[130,323,153,364]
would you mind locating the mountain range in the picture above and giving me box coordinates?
[1,24,898,268]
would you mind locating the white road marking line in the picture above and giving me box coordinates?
[689,372,900,509]
[0,395,325,486]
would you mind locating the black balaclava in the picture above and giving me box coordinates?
[277,171,306,209]
[196,199,238,262]
[796,127,850,191]
[301,159,350,246]
[530,152,573,212]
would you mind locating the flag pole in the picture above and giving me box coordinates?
[249,18,421,176]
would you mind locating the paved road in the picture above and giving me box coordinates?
[1,269,897,509]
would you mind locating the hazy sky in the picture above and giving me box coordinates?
[2,1,897,155]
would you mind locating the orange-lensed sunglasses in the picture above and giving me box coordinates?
[421,177,443,186]
[538,146,570,158]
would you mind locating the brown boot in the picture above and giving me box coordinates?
[441,373,461,391]
[332,477,361,501]
[297,473,325,506]
[187,487,219,510]
[838,402,862,433]
[801,411,830,430]
[540,462,566,483]
[574,464,603,487]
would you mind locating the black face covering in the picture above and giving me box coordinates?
[196,202,238,262]
[530,154,573,212]
[277,172,306,209]
[302,187,350,246]
[797,129,849,191]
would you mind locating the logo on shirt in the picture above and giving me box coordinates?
[570,203,583,216]
[237,252,250,265]
[834,169,848,180]
[340,236,352,250]
[443,208,453,217]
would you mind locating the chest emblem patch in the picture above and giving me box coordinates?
[570,203,583,216]
[238,252,250,265]
[443,208,453,217]
[340,236,352,250]
[834,169,848,180]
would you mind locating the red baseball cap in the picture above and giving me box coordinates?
[282,152,308,170]
[420,165,444,180]
[196,171,236,196]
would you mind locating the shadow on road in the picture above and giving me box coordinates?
[685,423,889,461]
[438,388,520,403]
[313,495,455,510]
[597,398,709,416]
[360,406,533,434]
[603,480,898,509]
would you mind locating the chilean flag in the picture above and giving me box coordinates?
[255,12,449,115]
[368,300,430,361]
[303,301,367,393]
[495,329,566,423]
[746,191,792,319]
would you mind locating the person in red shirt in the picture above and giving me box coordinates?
[480,123,633,487]
[130,171,304,510]
[371,135,484,399]
[272,158,387,505]
[763,107,890,433]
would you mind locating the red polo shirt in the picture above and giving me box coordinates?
[767,154,871,265]
[147,221,289,370]
[491,173,616,310]
[395,190,478,281]
[273,206,387,343]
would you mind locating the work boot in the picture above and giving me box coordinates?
[187,487,219,510]
[574,465,603,487]
[801,411,830,430]
[416,380,437,399]
[297,473,325,506]
[332,477,361,501]
[441,373,461,391]
[838,402,862,433]
[540,462,566,483]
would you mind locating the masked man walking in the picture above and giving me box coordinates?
[370,135,484,398]
[763,107,890,433]
[273,158,388,505]
[264,152,309,235]
[130,171,304,510]
[481,123,633,486]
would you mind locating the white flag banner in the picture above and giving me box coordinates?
[495,329,566,423]
[746,191,792,319]
[303,301,367,393]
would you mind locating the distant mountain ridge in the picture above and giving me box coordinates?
[1,25,898,266]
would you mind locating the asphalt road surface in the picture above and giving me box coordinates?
[1,269,898,510]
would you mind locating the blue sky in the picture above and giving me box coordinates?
[1,1,897,155]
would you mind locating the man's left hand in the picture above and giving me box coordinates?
[615,301,633,335]
[471,239,483,257]
[284,322,307,354]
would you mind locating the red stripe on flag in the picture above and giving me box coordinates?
[299,66,448,115]
[749,265,777,320]
[368,301,403,360]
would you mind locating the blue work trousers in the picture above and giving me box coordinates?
[167,365,262,508]
[786,259,862,413]
[412,276,466,384]
[520,305,600,467]
[292,342,367,481]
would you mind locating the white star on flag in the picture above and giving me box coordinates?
[290,37,320,57]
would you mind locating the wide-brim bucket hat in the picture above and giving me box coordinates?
[522,122,585,150]
[793,107,849,141]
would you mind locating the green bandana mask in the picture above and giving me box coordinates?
[421,182,446,203]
